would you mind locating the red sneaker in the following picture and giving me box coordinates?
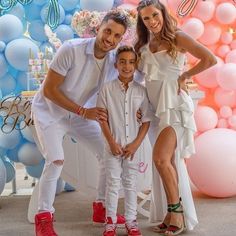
[126,220,142,236]
[92,202,125,227]
[103,217,117,236]
[35,212,58,236]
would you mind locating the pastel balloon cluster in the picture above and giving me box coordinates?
[167,0,236,198]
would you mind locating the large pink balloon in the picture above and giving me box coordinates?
[199,22,221,46]
[195,56,223,88]
[216,63,236,90]
[216,45,230,59]
[220,32,233,45]
[191,0,215,22]
[181,17,204,39]
[214,87,236,108]
[194,105,218,132]
[215,3,236,24]
[187,128,236,198]
[225,49,236,64]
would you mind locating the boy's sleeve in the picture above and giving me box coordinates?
[96,86,107,109]
[50,41,73,76]
[140,89,153,123]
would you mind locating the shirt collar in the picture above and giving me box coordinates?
[117,78,134,91]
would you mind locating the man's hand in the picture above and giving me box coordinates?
[109,141,123,157]
[84,107,108,121]
[136,109,142,124]
[177,72,191,94]
[122,142,139,160]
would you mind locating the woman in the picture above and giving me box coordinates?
[134,0,216,235]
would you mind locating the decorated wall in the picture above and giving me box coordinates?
[0,0,236,198]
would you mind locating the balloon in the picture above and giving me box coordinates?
[191,0,215,22]
[195,56,223,89]
[216,63,236,90]
[64,182,75,192]
[28,20,48,43]
[8,3,25,20]
[34,0,48,6]
[199,22,221,46]
[20,121,35,143]
[80,0,114,11]
[215,3,236,24]
[118,3,136,10]
[187,128,236,198]
[64,14,73,25]
[0,158,6,195]
[2,157,15,183]
[194,105,218,132]
[18,143,44,166]
[59,0,79,11]
[0,14,23,43]
[7,144,21,162]
[228,115,236,128]
[230,40,236,50]
[181,18,204,40]
[214,87,236,108]
[217,118,229,128]
[216,45,230,59]
[220,32,233,45]
[219,106,232,118]
[0,53,8,77]
[55,24,74,43]
[40,4,65,25]
[5,38,39,71]
[225,49,236,64]
[0,41,6,52]
[0,127,21,150]
[56,178,65,195]
[0,74,16,96]
[25,159,45,178]
[25,3,42,22]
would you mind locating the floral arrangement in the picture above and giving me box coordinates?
[44,24,62,50]
[71,8,137,45]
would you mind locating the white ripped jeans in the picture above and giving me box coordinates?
[105,150,139,223]
[34,113,106,213]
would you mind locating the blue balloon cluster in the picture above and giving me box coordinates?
[0,0,124,196]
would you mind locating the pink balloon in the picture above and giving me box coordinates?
[220,32,233,45]
[194,105,218,132]
[199,22,222,46]
[216,63,236,90]
[187,128,236,198]
[215,3,236,24]
[195,57,223,88]
[230,40,236,50]
[217,118,229,128]
[216,45,230,58]
[233,108,236,115]
[191,0,215,22]
[214,87,236,108]
[118,3,136,10]
[219,106,232,118]
[225,49,236,64]
[228,115,236,128]
[181,17,204,39]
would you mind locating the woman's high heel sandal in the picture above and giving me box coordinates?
[162,202,185,236]
[152,222,168,233]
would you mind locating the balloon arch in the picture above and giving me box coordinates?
[0,0,236,198]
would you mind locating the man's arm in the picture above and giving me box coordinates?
[122,121,150,160]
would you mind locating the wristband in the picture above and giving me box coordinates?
[75,106,83,116]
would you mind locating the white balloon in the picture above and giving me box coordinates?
[80,0,114,11]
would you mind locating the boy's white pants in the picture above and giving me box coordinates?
[34,113,106,213]
[105,151,139,223]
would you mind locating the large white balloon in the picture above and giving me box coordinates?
[80,0,114,11]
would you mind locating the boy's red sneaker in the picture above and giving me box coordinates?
[126,220,142,236]
[35,212,57,236]
[103,217,117,236]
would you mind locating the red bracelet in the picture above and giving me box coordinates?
[75,106,83,116]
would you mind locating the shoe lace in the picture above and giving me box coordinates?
[105,223,116,232]
[40,219,56,235]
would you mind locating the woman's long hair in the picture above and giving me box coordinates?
[134,0,178,60]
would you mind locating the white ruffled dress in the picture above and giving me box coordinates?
[139,45,198,230]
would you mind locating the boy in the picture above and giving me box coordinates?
[97,46,152,236]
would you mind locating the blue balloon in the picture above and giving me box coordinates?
[0,14,23,43]
[40,4,65,25]
[8,3,25,20]
[28,20,48,43]
[0,158,6,195]
[0,127,21,150]
[5,38,39,71]
[63,14,73,25]
[0,41,6,53]
[0,53,8,77]
[25,159,45,178]
[55,24,74,42]
[56,177,65,195]
[39,41,54,52]
[64,182,75,192]
[25,3,42,22]
[20,121,35,143]
[34,0,48,6]
[80,0,114,11]
[6,144,21,162]
[59,0,79,11]
[0,74,16,96]
[18,142,44,166]
[2,156,15,183]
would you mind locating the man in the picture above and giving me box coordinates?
[32,10,129,236]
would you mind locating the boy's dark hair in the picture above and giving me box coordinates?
[116,45,138,62]
[101,10,129,31]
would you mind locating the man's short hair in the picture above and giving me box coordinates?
[101,10,129,31]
